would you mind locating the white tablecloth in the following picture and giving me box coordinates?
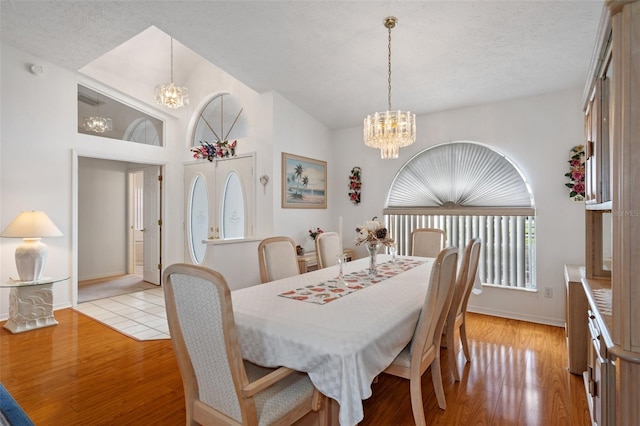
[232,255,434,426]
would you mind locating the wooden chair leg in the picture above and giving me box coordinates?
[460,321,471,361]
[431,355,447,410]
[315,394,329,426]
[409,376,427,426]
[447,326,460,381]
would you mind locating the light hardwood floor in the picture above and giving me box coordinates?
[0,311,590,425]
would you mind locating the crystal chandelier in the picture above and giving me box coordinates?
[83,116,113,133]
[364,17,416,159]
[155,37,189,109]
[83,92,113,133]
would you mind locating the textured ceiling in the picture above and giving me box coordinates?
[1,0,603,130]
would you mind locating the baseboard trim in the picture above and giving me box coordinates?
[468,306,565,327]
[78,273,129,285]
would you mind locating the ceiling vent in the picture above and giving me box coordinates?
[77,93,104,106]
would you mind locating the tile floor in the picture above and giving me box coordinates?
[74,288,170,341]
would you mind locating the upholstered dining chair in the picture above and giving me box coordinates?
[409,228,446,257]
[382,247,458,425]
[163,263,328,426]
[315,232,341,269]
[443,238,482,381]
[257,236,300,283]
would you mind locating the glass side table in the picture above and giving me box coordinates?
[1,277,69,333]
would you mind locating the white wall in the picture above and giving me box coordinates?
[202,239,262,291]
[270,91,336,253]
[78,157,128,280]
[332,88,586,326]
[2,44,80,311]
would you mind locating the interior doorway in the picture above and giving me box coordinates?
[77,157,162,303]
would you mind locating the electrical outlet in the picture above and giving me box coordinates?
[543,287,553,298]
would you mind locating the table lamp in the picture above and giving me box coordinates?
[1,211,63,282]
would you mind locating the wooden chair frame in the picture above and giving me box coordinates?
[257,236,300,283]
[444,238,482,381]
[409,228,446,257]
[383,247,458,426]
[163,263,328,426]
[314,232,341,269]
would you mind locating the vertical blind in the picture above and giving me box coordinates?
[386,213,536,289]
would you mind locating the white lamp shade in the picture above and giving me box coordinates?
[1,211,63,238]
[2,211,62,282]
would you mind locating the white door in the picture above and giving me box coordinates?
[143,166,161,284]
[215,156,254,239]
[184,156,254,264]
[184,162,216,264]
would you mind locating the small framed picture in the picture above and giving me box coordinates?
[281,152,327,209]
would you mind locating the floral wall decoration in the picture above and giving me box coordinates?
[348,166,362,205]
[565,144,585,202]
[191,139,237,161]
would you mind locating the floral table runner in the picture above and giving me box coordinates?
[278,258,427,305]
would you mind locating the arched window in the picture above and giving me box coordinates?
[125,118,161,146]
[384,141,536,289]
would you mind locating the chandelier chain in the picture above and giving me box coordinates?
[170,38,174,83]
[387,24,392,111]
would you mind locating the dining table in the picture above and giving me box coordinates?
[231,254,435,426]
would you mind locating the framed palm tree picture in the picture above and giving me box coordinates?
[281,152,327,209]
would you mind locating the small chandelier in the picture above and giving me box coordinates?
[364,16,416,159]
[155,37,189,109]
[83,116,113,133]
[83,92,113,133]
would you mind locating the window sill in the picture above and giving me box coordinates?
[479,283,537,293]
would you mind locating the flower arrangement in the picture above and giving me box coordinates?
[308,227,324,240]
[191,139,237,161]
[354,217,394,247]
[348,166,361,205]
[565,145,585,202]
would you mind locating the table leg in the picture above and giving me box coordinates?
[4,284,58,333]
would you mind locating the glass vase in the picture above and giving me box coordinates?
[336,254,346,284]
[366,241,380,277]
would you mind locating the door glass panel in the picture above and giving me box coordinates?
[221,171,245,239]
[189,174,208,264]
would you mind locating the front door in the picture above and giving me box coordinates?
[184,162,215,264]
[215,155,254,239]
[183,155,254,264]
